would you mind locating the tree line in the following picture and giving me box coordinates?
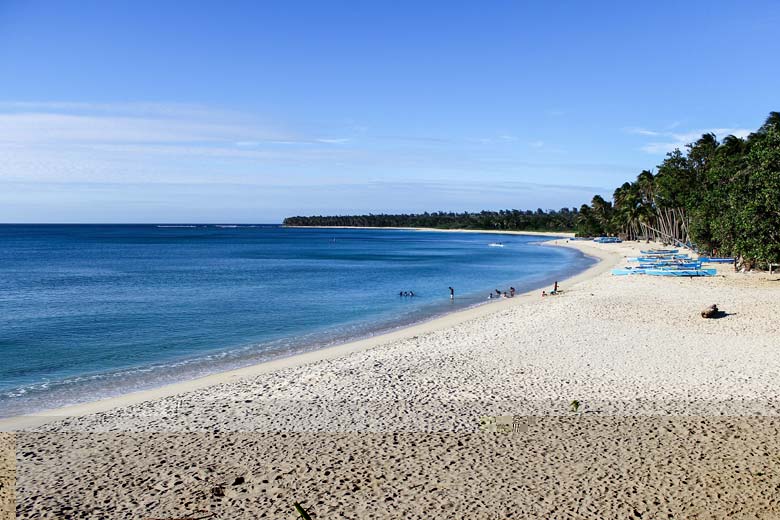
[576,111,779,267]
[283,209,579,232]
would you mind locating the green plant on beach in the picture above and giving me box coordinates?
[570,400,580,413]
[294,502,313,520]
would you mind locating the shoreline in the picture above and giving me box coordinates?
[0,237,614,431]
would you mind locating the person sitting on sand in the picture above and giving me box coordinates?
[541,290,547,297]
[510,287,515,297]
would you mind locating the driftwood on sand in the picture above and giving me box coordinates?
[701,304,720,318]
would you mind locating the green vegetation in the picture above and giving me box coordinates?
[294,501,313,520]
[284,112,780,267]
[576,112,780,267]
[283,208,579,232]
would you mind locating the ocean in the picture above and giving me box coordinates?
[0,225,594,417]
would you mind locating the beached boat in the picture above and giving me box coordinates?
[699,257,735,263]
[612,268,646,276]
[638,262,702,269]
[640,249,679,254]
[629,255,691,262]
[644,268,716,277]
[613,266,716,276]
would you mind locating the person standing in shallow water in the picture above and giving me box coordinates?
[449,286,454,300]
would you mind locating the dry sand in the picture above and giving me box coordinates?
[0,433,14,520]
[6,239,780,519]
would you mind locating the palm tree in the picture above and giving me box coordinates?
[614,181,650,240]
[590,195,613,235]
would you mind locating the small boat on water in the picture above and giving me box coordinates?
[488,242,504,247]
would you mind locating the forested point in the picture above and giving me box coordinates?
[283,209,577,232]
[285,111,780,266]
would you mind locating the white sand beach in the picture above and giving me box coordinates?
[284,225,576,238]
[5,238,780,518]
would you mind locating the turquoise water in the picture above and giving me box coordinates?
[0,225,593,417]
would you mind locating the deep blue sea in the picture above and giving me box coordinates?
[0,225,593,417]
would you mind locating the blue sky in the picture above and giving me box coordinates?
[1,1,778,223]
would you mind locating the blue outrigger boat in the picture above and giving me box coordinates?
[699,257,735,264]
[644,268,716,277]
[612,267,716,277]
[612,268,644,275]
[629,255,690,262]
[640,249,678,254]
[614,247,720,277]
[594,236,622,244]
[638,262,702,269]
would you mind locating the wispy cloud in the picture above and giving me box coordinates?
[316,138,350,144]
[363,179,608,195]
[0,101,364,149]
[0,101,367,185]
[235,138,350,147]
[625,127,662,137]
[0,100,615,220]
[467,135,529,145]
[0,112,277,144]
[0,101,245,120]
[625,125,753,154]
